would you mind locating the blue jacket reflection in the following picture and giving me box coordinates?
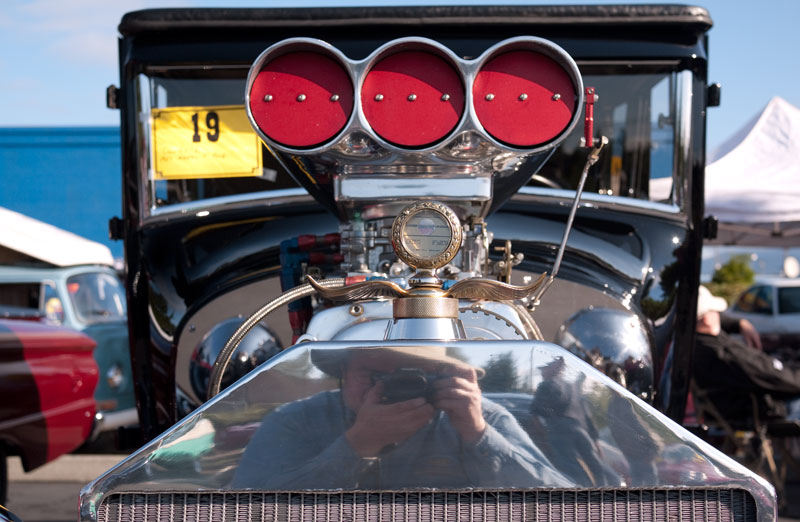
[232,390,568,489]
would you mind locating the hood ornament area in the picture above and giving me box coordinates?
[308,200,547,306]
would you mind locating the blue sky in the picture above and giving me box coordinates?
[1,0,798,152]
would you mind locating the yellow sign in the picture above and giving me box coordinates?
[152,105,262,179]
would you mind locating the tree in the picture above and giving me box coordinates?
[481,352,519,392]
[708,254,755,305]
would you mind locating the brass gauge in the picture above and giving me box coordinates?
[392,201,462,270]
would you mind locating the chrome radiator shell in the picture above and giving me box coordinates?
[80,341,776,522]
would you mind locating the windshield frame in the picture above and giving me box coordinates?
[132,61,696,223]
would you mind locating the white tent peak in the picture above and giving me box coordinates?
[704,96,800,246]
[0,206,114,267]
[708,96,798,165]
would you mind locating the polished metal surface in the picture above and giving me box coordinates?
[97,489,758,522]
[384,317,466,340]
[307,275,409,301]
[300,300,531,343]
[393,297,459,319]
[207,278,346,400]
[189,318,282,400]
[81,340,775,522]
[336,175,491,201]
[460,302,527,340]
[555,308,654,401]
[308,274,549,303]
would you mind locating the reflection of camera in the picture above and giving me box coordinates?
[375,368,440,404]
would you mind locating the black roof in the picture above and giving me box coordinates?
[119,5,712,37]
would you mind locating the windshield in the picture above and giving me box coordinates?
[67,272,126,324]
[535,66,684,203]
[136,73,299,215]
[135,64,690,216]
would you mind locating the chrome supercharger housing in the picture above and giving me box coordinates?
[244,36,584,223]
[243,36,585,344]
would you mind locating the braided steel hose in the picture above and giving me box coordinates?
[207,277,345,400]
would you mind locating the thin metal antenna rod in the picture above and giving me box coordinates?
[529,136,607,311]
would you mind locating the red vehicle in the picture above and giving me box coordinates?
[0,314,99,504]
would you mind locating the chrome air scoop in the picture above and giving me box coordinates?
[244,36,584,221]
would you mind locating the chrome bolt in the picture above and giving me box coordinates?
[375,94,384,101]
[485,93,495,101]
[519,93,528,101]
[407,94,417,101]
[552,93,561,101]
[296,94,306,102]
[263,94,273,102]
[349,304,364,317]
[330,94,340,102]
[441,94,450,101]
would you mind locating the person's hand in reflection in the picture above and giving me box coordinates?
[232,345,570,490]
[346,382,435,456]
[432,365,486,444]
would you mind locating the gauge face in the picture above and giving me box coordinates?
[403,210,451,258]
[392,202,462,270]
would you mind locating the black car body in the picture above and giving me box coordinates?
[76,6,781,522]
[116,5,710,441]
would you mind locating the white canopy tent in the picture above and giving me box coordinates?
[704,96,800,247]
[0,206,114,267]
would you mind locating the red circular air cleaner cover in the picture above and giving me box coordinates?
[473,50,576,147]
[361,51,464,148]
[249,51,353,148]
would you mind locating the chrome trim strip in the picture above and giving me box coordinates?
[336,176,491,200]
[674,70,694,213]
[144,188,312,221]
[97,407,139,432]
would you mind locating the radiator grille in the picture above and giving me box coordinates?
[97,489,758,522]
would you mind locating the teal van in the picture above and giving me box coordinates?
[0,207,137,436]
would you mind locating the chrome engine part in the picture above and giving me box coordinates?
[299,299,529,342]
[556,307,654,401]
[337,214,492,279]
[245,36,584,223]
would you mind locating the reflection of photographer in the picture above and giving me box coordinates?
[344,354,488,456]
[529,357,618,486]
[232,346,565,489]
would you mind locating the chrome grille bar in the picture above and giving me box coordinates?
[98,489,757,522]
